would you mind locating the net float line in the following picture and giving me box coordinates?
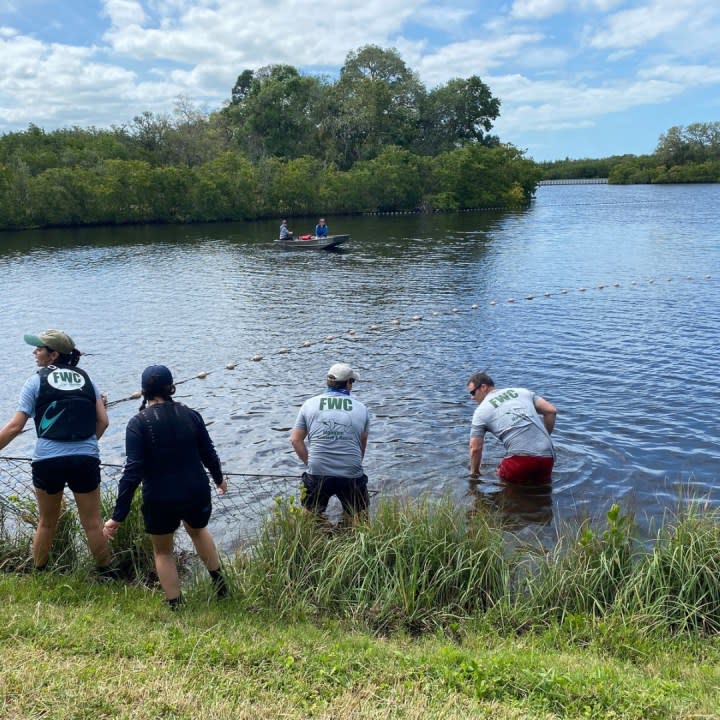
[98,272,712,408]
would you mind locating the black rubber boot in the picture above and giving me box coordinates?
[209,569,227,598]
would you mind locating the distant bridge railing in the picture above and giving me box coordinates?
[537,178,608,185]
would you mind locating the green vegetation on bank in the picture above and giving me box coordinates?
[0,140,540,231]
[540,121,720,185]
[0,45,542,232]
[2,496,720,718]
[1,36,718,233]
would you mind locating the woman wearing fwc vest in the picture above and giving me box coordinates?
[0,329,113,572]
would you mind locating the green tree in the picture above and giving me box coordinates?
[230,69,255,105]
[127,111,173,164]
[415,76,500,155]
[261,155,323,216]
[225,65,326,160]
[608,157,661,184]
[656,122,720,166]
[194,151,260,221]
[330,46,424,168]
[96,159,155,222]
[348,146,425,212]
[653,160,720,183]
[428,144,539,209]
[162,97,227,167]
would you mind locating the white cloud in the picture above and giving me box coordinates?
[412,2,475,29]
[638,63,720,85]
[102,0,147,28]
[491,71,684,134]
[511,0,567,21]
[589,2,690,49]
[0,31,141,125]
[417,33,544,86]
[101,0,421,68]
[510,0,623,20]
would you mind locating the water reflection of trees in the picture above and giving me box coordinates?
[467,479,553,530]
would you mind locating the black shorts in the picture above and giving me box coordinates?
[301,472,369,515]
[142,497,212,536]
[32,455,101,495]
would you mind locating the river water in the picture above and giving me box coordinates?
[1,183,719,545]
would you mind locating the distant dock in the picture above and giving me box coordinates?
[537,178,609,185]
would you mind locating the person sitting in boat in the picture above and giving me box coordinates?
[314,218,328,238]
[279,220,293,241]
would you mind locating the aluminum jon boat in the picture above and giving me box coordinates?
[276,234,349,250]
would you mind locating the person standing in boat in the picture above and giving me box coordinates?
[314,218,328,238]
[0,329,114,574]
[467,371,557,484]
[290,363,370,524]
[103,365,228,608]
[279,219,293,241]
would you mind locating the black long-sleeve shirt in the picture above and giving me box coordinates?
[112,401,223,522]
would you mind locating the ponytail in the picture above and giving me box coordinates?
[56,348,82,367]
[139,383,176,411]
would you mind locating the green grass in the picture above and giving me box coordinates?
[237,496,508,633]
[1,573,719,719]
[3,495,720,717]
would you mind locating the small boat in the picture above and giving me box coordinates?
[277,234,349,250]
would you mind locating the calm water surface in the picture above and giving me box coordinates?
[1,183,719,545]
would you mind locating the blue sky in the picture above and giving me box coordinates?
[1,0,718,161]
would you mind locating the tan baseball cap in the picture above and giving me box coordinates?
[327,363,359,382]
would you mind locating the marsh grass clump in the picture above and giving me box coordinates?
[100,491,155,583]
[521,503,637,623]
[620,508,720,635]
[6,482,720,645]
[0,496,33,572]
[0,493,81,572]
[239,496,509,633]
[0,490,154,579]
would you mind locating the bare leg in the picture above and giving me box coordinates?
[32,489,63,567]
[73,487,111,567]
[184,523,226,596]
[150,533,180,600]
[183,522,220,571]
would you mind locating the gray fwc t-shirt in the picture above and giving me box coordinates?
[470,387,554,458]
[294,390,369,477]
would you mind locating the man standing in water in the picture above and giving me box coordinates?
[467,372,557,484]
[291,363,370,521]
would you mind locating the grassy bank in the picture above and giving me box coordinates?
[2,573,719,719]
[2,497,720,717]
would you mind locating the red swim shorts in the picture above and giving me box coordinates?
[497,455,553,484]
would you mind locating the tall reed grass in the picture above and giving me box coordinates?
[237,495,510,633]
[619,507,720,634]
[99,491,155,582]
[0,493,81,571]
[520,503,636,623]
[0,490,155,579]
[0,496,32,571]
[3,489,720,639]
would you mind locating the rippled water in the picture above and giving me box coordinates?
[2,183,719,543]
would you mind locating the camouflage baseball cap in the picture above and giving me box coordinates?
[24,329,75,355]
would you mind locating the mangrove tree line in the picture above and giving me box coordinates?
[0,45,541,231]
[540,121,720,184]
